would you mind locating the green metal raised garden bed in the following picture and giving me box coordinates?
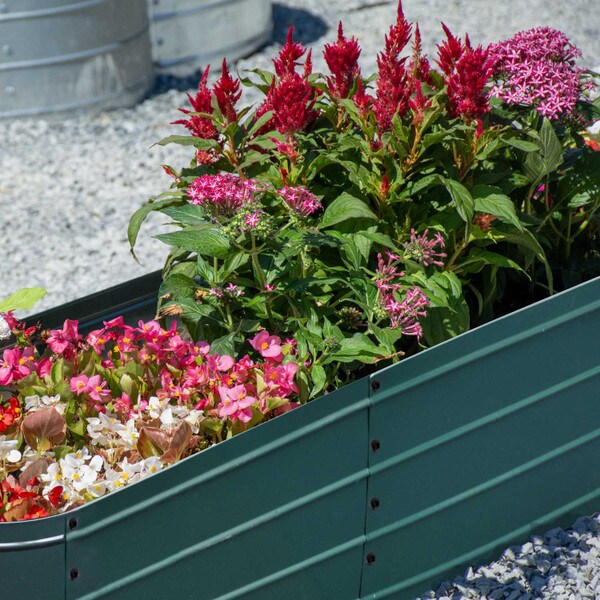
[2,271,600,599]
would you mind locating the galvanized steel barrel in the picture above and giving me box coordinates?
[149,0,273,76]
[0,0,154,119]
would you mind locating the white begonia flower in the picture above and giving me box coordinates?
[86,418,111,446]
[63,448,91,468]
[184,410,204,433]
[147,396,169,419]
[24,394,64,413]
[117,419,139,448]
[41,461,63,487]
[0,436,21,463]
[87,481,108,499]
[0,315,11,340]
[140,457,163,478]
[159,406,175,428]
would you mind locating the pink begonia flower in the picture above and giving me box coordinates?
[36,357,51,378]
[87,375,108,402]
[217,385,256,422]
[70,374,92,396]
[207,354,235,372]
[46,319,81,354]
[249,331,284,362]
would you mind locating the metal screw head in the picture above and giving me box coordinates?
[370,497,380,510]
[366,553,376,565]
[70,568,79,581]
[69,517,78,530]
[371,439,381,452]
[371,379,380,391]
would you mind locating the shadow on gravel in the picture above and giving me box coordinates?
[148,4,328,97]
[272,3,329,45]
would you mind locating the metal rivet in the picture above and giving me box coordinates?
[371,439,381,452]
[5,85,15,95]
[371,379,380,391]
[366,553,376,565]
[2,44,11,56]
[69,517,78,530]
[70,568,79,581]
[157,38,164,46]
[370,497,380,510]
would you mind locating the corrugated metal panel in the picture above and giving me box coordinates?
[361,276,600,599]
[0,0,154,118]
[65,378,369,599]
[148,0,273,75]
[0,513,66,598]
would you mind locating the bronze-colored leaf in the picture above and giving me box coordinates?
[162,421,193,464]
[21,408,66,452]
[18,457,52,487]
[137,427,170,459]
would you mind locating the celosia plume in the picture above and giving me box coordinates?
[323,22,362,98]
[213,59,242,123]
[373,1,413,131]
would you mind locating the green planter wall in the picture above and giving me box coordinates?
[2,272,600,599]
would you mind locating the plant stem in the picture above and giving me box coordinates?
[250,233,276,329]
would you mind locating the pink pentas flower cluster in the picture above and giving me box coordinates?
[404,229,446,267]
[436,25,494,119]
[489,27,587,120]
[188,173,264,217]
[375,252,430,338]
[278,186,322,217]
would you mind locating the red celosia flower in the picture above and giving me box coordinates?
[213,58,242,123]
[323,22,362,98]
[269,72,316,135]
[472,213,497,231]
[436,23,463,77]
[273,27,306,78]
[380,174,390,198]
[352,79,373,117]
[172,66,218,140]
[409,25,432,85]
[258,27,317,136]
[437,25,493,118]
[373,1,413,131]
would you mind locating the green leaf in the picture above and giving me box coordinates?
[420,271,470,345]
[462,248,525,274]
[471,185,522,230]
[247,110,274,138]
[357,231,399,251]
[0,288,46,312]
[319,192,378,229]
[442,178,474,223]
[310,364,327,398]
[159,273,197,301]
[161,204,208,227]
[155,227,230,258]
[157,135,221,151]
[210,333,236,357]
[504,138,541,152]
[128,195,184,260]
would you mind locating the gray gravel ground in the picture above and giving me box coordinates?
[0,1,599,597]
